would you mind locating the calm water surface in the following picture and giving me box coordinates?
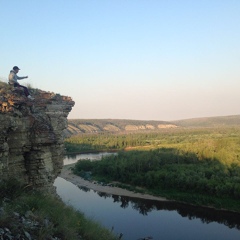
[63,152,116,165]
[54,153,240,240]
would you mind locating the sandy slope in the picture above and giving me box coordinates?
[59,165,168,201]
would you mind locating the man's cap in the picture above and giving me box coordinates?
[13,66,20,70]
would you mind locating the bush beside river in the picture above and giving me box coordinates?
[72,149,240,212]
[67,127,240,212]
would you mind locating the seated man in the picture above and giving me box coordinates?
[8,66,34,100]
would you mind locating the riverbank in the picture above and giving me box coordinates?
[0,179,118,240]
[59,164,168,202]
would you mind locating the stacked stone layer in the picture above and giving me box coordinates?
[0,84,74,192]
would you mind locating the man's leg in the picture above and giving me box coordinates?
[18,84,30,97]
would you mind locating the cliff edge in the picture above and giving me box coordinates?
[0,82,74,192]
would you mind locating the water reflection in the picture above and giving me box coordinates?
[60,153,240,239]
[55,177,240,240]
[65,153,240,229]
[64,152,117,165]
[90,189,240,229]
[78,186,91,192]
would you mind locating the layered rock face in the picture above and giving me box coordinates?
[0,83,74,192]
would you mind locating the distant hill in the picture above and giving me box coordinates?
[171,115,240,128]
[64,119,177,136]
[65,115,240,137]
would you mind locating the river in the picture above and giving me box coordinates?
[54,153,240,240]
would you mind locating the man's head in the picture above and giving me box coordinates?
[13,66,20,72]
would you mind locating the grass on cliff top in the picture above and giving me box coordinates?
[0,179,118,240]
[0,80,11,90]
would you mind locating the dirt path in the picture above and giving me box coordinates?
[59,165,168,201]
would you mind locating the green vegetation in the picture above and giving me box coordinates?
[0,179,118,240]
[65,129,193,152]
[65,132,149,152]
[68,127,240,212]
[65,127,240,161]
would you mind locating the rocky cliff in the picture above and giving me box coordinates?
[0,82,74,192]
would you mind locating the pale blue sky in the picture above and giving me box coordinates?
[1,0,239,120]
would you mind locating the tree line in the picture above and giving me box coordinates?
[73,149,240,200]
[68,127,240,211]
[65,128,240,166]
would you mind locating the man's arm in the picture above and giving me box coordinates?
[17,76,28,80]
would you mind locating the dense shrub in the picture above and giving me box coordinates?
[73,148,240,200]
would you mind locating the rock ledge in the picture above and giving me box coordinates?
[0,83,74,192]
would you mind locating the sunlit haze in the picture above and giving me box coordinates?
[1,0,239,120]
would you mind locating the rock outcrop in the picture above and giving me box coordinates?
[0,82,74,192]
[65,119,178,136]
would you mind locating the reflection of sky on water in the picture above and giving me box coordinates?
[54,177,240,240]
[63,152,116,165]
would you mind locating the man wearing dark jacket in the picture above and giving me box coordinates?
[8,66,34,100]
